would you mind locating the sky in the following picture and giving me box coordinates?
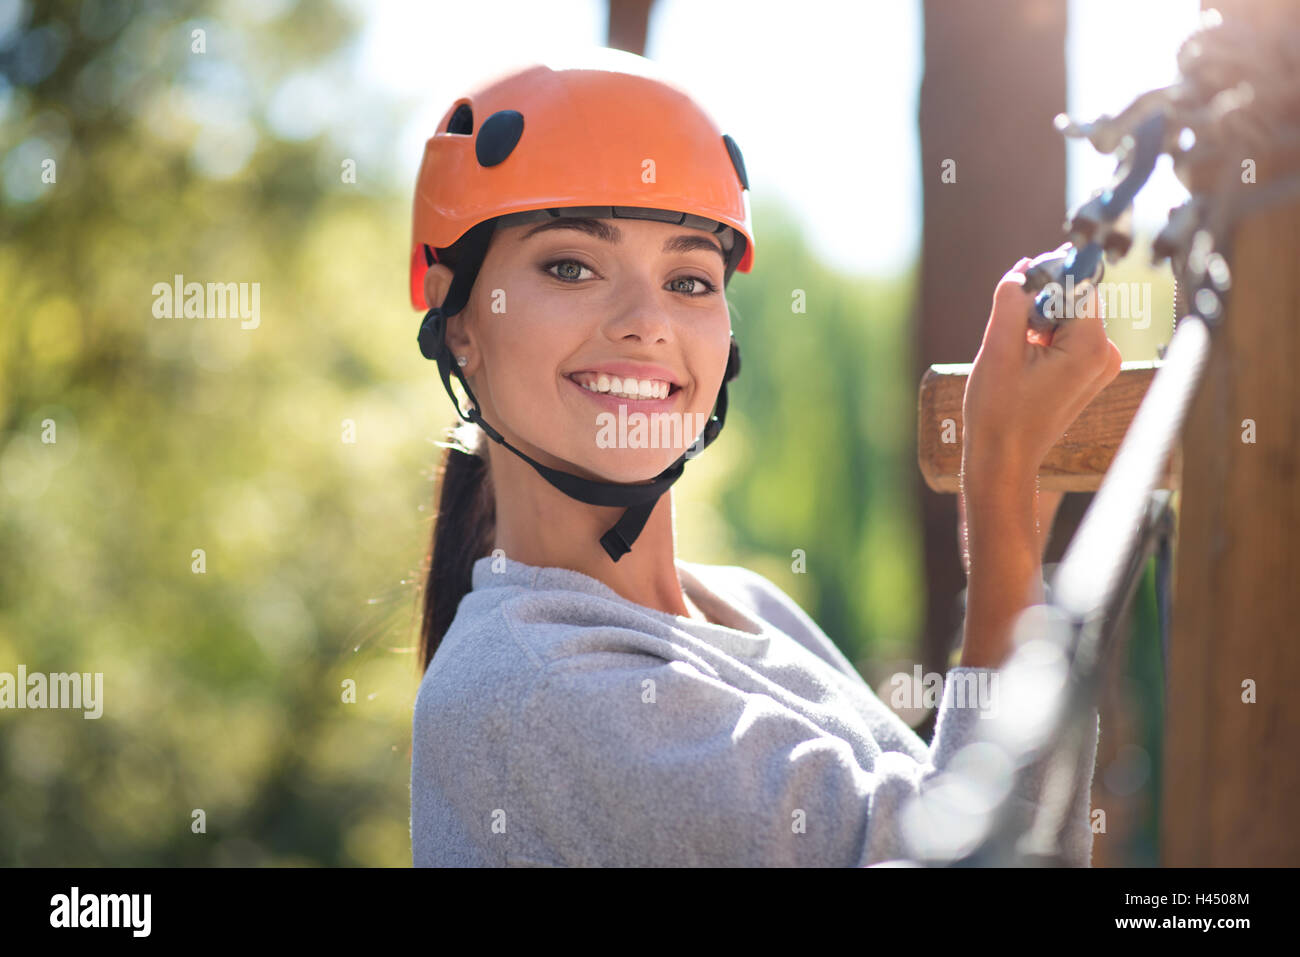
[348,0,1204,276]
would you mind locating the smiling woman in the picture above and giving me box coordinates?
[406,49,1102,868]
[429,210,735,489]
[412,206,742,664]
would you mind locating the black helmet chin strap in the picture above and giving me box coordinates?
[416,217,741,562]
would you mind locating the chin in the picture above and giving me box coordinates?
[549,406,711,483]
[578,448,686,484]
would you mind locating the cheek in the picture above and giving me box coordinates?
[685,320,733,414]
[478,300,581,434]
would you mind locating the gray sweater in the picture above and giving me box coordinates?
[411,554,1099,866]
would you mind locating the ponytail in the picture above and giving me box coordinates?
[414,230,497,673]
[417,421,496,674]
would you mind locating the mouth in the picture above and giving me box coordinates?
[563,371,684,410]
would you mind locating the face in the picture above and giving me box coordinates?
[427,216,733,483]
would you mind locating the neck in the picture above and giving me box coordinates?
[487,441,692,619]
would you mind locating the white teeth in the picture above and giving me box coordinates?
[572,372,674,399]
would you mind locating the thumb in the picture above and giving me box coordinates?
[983,259,1035,350]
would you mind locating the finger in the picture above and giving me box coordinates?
[1045,282,1108,359]
[983,262,1036,351]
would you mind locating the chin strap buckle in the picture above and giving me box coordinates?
[418,307,445,361]
[599,500,657,562]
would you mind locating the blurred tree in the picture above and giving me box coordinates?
[1,0,419,866]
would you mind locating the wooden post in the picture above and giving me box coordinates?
[607,0,655,55]
[916,0,1069,717]
[1160,1,1300,861]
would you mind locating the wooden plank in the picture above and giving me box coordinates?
[917,360,1180,493]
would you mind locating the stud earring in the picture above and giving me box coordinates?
[456,355,468,367]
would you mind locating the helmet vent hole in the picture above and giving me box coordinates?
[446,103,473,135]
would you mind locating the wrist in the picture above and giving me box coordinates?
[961,459,1041,559]
[961,446,1038,509]
[961,531,1046,667]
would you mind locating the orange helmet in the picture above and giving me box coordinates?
[409,51,753,563]
[408,50,753,310]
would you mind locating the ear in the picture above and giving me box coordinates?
[424,263,476,363]
[423,262,453,313]
[444,310,474,364]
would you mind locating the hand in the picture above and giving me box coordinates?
[961,256,1122,495]
[956,257,1120,668]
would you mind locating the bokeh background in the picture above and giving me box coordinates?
[1,0,1204,866]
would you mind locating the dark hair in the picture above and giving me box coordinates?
[416,238,497,674]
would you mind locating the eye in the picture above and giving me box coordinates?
[543,258,718,297]
[666,275,718,297]
[543,259,596,282]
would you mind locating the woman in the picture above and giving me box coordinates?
[408,51,1121,867]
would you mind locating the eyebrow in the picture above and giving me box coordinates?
[521,218,726,264]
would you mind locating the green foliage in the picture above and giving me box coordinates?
[2,0,414,867]
[684,201,922,668]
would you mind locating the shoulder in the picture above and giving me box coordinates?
[684,561,864,680]
[414,573,706,724]
[413,595,538,742]
[688,562,804,618]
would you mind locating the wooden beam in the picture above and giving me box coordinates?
[1157,0,1300,868]
[606,0,654,55]
[915,0,1068,734]
[1161,172,1300,856]
[1162,198,1300,865]
[917,360,1180,493]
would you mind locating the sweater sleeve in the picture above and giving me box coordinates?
[507,652,1099,866]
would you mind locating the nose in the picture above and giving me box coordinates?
[602,273,673,345]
